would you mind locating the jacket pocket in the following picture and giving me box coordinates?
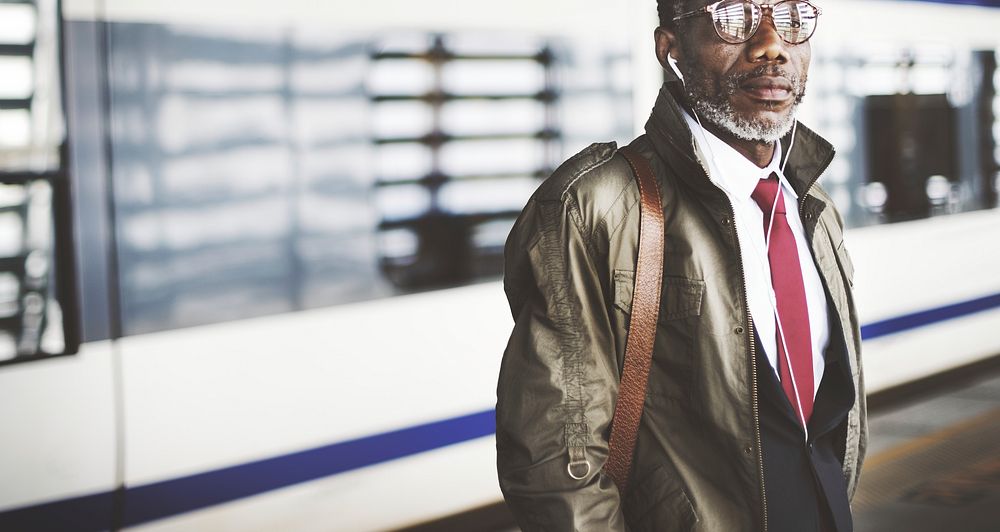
[623,463,699,532]
[613,269,703,402]
[612,270,705,321]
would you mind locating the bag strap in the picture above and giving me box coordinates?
[605,146,664,494]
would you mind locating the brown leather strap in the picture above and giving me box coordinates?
[605,146,664,494]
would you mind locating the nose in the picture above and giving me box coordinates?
[745,11,790,63]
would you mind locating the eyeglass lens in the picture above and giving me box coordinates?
[714,1,818,44]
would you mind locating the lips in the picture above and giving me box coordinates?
[738,76,793,102]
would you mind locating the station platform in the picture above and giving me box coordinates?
[853,367,1000,531]
[420,359,1000,532]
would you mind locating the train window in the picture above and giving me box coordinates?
[0,0,79,365]
[368,35,628,288]
[864,93,959,223]
[104,26,630,334]
[803,47,1000,228]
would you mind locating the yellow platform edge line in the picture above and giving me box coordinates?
[862,406,1000,471]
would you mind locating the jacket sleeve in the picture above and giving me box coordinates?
[496,196,625,531]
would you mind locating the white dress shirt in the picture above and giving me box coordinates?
[682,111,829,399]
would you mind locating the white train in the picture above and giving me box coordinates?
[1,0,999,530]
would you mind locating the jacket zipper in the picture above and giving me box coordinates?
[728,211,768,532]
[691,134,837,532]
[691,127,835,532]
[695,154,771,531]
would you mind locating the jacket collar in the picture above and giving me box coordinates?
[643,81,836,207]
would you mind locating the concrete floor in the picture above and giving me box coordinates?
[853,372,1000,532]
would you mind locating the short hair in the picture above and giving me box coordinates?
[657,0,679,28]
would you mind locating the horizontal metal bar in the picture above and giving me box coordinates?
[378,209,522,230]
[373,51,553,64]
[0,170,62,185]
[0,254,26,274]
[0,97,31,110]
[376,170,547,188]
[372,90,558,103]
[0,203,28,214]
[109,87,366,102]
[374,129,560,145]
[0,43,35,56]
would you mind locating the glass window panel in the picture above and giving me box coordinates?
[159,145,290,200]
[376,143,432,181]
[164,61,284,93]
[847,65,897,96]
[293,99,368,144]
[438,177,539,215]
[0,57,33,99]
[0,331,15,362]
[445,34,545,56]
[561,95,619,138]
[0,4,36,44]
[372,101,434,139]
[471,218,517,250]
[291,55,366,94]
[158,200,290,250]
[442,60,546,95]
[300,145,369,187]
[441,100,545,137]
[911,65,950,94]
[156,95,286,153]
[0,211,24,256]
[0,273,18,317]
[367,59,435,95]
[0,110,31,147]
[439,138,545,176]
[25,181,52,250]
[298,194,375,234]
[0,184,28,207]
[374,34,435,55]
[375,185,431,221]
[378,228,419,258]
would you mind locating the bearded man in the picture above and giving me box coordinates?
[496,1,866,531]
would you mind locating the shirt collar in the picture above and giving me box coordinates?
[681,110,798,202]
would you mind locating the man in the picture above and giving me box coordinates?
[496,1,866,531]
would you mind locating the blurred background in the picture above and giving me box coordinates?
[0,0,998,530]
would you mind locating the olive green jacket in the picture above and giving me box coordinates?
[496,82,866,532]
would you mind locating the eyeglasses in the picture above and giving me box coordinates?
[673,0,822,45]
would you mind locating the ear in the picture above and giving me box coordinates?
[654,26,683,72]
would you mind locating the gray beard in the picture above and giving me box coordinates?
[681,64,807,144]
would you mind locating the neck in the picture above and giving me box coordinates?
[697,116,775,169]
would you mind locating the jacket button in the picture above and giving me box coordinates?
[735,326,745,335]
[744,445,752,455]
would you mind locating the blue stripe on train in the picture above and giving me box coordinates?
[861,293,1000,340]
[122,410,496,526]
[2,292,999,530]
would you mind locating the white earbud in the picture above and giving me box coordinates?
[667,54,684,82]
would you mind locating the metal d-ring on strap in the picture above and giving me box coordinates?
[603,145,665,494]
[567,459,592,480]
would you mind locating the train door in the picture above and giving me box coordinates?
[0,0,118,530]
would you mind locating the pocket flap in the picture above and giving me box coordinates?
[613,269,705,321]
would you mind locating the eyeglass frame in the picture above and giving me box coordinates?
[672,0,823,45]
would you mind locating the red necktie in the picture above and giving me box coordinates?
[752,175,813,427]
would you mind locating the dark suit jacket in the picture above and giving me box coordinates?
[754,296,857,532]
